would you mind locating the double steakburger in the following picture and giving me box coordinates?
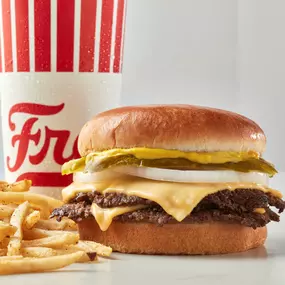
[51,105,285,255]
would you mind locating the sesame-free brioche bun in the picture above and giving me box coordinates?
[78,105,266,157]
[78,219,267,255]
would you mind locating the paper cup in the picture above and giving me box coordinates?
[0,0,126,199]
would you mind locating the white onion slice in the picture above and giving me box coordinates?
[73,170,122,183]
[113,166,269,185]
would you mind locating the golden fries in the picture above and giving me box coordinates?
[0,251,85,275]
[68,241,112,257]
[0,192,62,218]
[8,201,30,256]
[0,249,7,256]
[56,240,112,262]
[0,180,32,192]
[0,247,56,258]
[22,233,79,249]
[21,247,56,258]
[61,217,78,230]
[24,210,41,230]
[0,238,10,248]
[7,204,18,209]
[0,182,9,192]
[0,205,15,218]
[35,218,77,231]
[23,228,64,240]
[56,248,96,263]
[0,221,16,241]
[0,256,23,261]
[0,179,113,275]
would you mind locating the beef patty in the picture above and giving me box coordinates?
[51,189,285,229]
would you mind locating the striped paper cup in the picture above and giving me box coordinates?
[0,0,126,199]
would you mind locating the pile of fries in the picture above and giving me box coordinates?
[0,180,112,275]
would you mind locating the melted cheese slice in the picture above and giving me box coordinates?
[63,176,282,231]
[91,204,147,231]
[254,208,266,214]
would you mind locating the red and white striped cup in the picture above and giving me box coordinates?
[0,0,126,199]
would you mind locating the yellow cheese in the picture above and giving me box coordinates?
[63,176,282,230]
[91,203,147,231]
[253,208,266,214]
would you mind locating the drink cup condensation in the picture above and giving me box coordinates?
[0,0,126,199]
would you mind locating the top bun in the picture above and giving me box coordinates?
[78,105,266,157]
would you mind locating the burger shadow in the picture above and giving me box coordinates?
[214,246,269,259]
[16,269,97,276]
[151,246,269,260]
[101,256,120,261]
[112,247,269,260]
[194,237,285,260]
[46,269,95,274]
[262,237,285,257]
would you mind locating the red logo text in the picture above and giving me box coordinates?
[7,103,80,186]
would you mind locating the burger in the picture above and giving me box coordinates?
[51,105,285,255]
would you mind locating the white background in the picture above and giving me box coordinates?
[1,0,285,173]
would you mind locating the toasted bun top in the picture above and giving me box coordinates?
[78,105,266,156]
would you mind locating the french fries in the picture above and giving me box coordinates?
[0,182,9,192]
[23,228,64,240]
[56,240,112,263]
[0,249,7,256]
[0,238,10,248]
[0,192,62,218]
[22,233,79,249]
[24,210,41,229]
[68,241,112,257]
[0,205,15,218]
[0,221,16,241]
[0,251,85,275]
[0,247,57,258]
[0,179,113,275]
[0,256,24,261]
[0,180,31,192]
[35,218,77,231]
[7,201,30,256]
[21,247,56,258]
[11,180,32,192]
[56,248,95,263]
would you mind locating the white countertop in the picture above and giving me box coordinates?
[1,173,285,284]
[2,225,285,285]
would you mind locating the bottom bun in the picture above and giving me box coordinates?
[78,220,267,255]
